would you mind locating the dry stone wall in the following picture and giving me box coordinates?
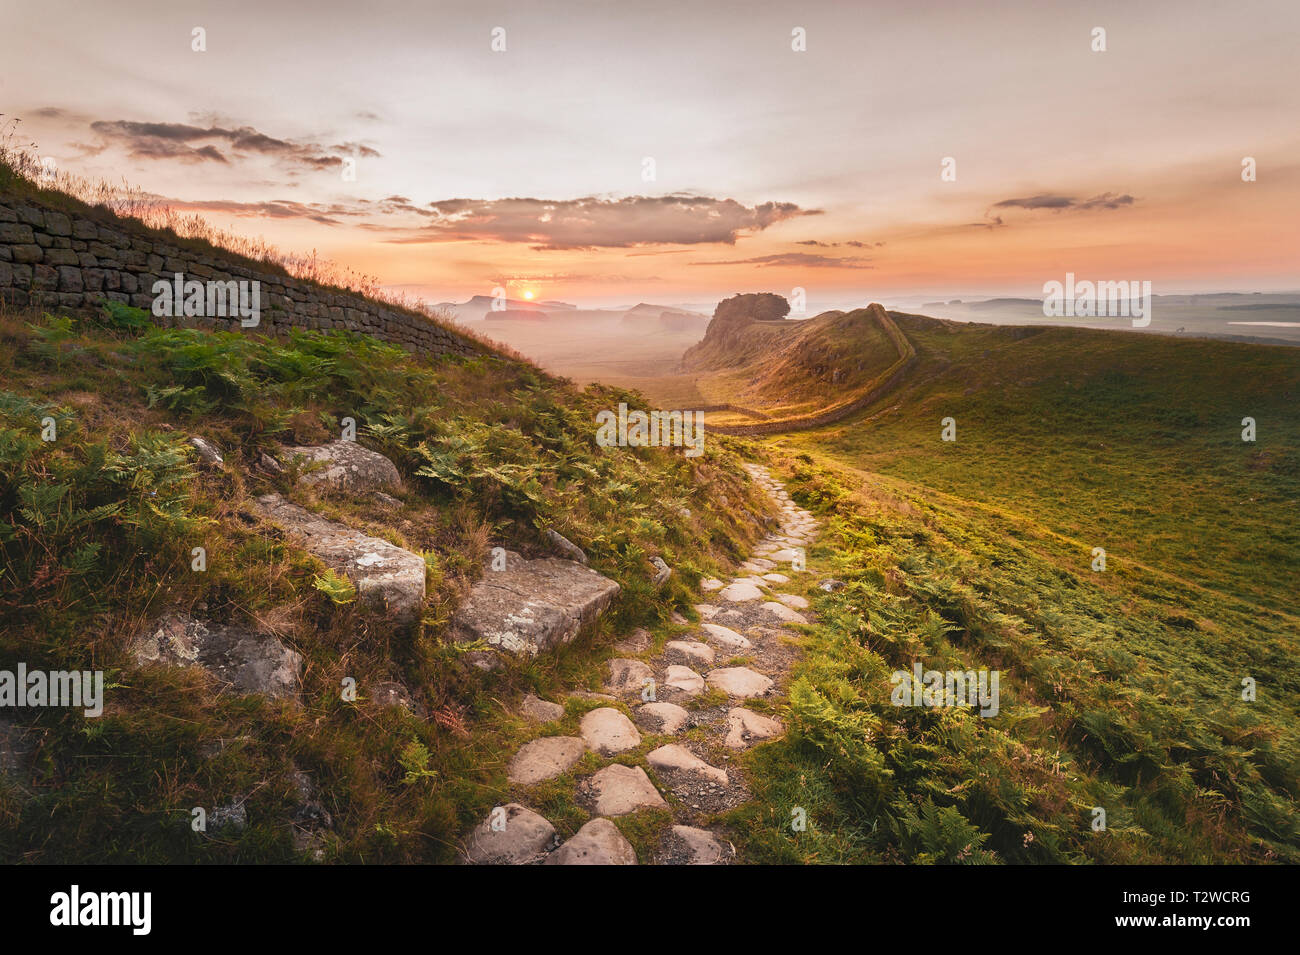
[0,193,481,358]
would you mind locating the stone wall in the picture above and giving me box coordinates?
[0,193,482,359]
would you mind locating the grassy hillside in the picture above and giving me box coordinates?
[725,451,1299,863]
[783,313,1300,613]
[678,305,909,425]
[0,302,773,862]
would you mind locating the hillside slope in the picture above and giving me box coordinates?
[0,302,775,863]
[681,303,912,425]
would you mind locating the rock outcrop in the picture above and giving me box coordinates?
[254,493,426,624]
[283,440,402,493]
[450,550,619,657]
[132,612,302,700]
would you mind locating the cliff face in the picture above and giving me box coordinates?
[0,190,482,359]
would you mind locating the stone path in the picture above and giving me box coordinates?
[464,462,819,865]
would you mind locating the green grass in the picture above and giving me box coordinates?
[725,449,1299,864]
[0,303,774,863]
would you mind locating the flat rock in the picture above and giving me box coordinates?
[724,707,783,749]
[700,578,724,592]
[605,658,655,696]
[718,581,764,602]
[769,548,805,565]
[449,549,620,657]
[707,667,774,698]
[544,818,637,865]
[666,825,728,865]
[519,694,564,723]
[741,558,776,572]
[663,640,715,668]
[132,613,302,700]
[587,764,667,815]
[663,665,705,696]
[506,736,585,785]
[635,701,690,734]
[255,494,425,624]
[647,743,728,788]
[762,573,790,584]
[579,707,641,755]
[694,604,720,619]
[284,440,402,492]
[699,623,753,652]
[762,601,808,625]
[463,803,556,864]
[776,593,810,610]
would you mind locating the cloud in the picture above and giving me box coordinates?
[992,191,1136,211]
[366,195,816,249]
[87,119,380,169]
[691,252,871,269]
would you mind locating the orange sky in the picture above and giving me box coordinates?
[6,0,1298,308]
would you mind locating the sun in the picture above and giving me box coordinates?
[522,290,534,300]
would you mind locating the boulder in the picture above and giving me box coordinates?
[449,550,620,657]
[132,612,302,700]
[649,556,672,586]
[761,601,808,625]
[724,707,783,749]
[519,694,564,723]
[187,435,224,467]
[647,744,728,789]
[635,701,690,734]
[663,640,715,668]
[700,623,753,652]
[254,494,425,624]
[663,665,705,696]
[579,707,641,755]
[605,658,655,696]
[284,440,402,492]
[544,818,636,865]
[586,764,667,816]
[718,581,763,602]
[506,736,586,785]
[665,825,728,865]
[706,667,774,699]
[545,528,588,564]
[463,803,557,864]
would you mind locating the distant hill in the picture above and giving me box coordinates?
[621,302,708,331]
[434,295,577,322]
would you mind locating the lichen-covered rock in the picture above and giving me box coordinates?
[450,550,619,657]
[132,612,302,700]
[284,440,401,492]
[254,494,426,624]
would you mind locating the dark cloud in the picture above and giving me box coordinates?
[87,119,380,169]
[367,195,816,249]
[992,191,1136,211]
[797,238,882,248]
[691,252,871,269]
